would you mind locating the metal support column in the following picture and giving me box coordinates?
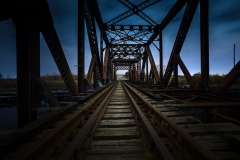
[174,63,178,88]
[78,0,85,93]
[94,66,98,88]
[200,0,209,90]
[146,55,148,82]
[159,30,163,83]
[15,22,40,128]
[100,30,104,83]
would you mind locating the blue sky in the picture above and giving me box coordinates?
[0,0,240,78]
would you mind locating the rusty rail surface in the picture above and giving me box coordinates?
[123,82,219,160]
[122,82,174,160]
[6,82,117,160]
[59,82,118,160]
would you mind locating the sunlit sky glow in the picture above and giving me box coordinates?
[0,0,240,78]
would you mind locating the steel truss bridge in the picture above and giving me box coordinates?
[1,0,240,156]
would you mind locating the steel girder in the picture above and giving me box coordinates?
[159,30,163,83]
[78,0,85,93]
[110,44,144,60]
[14,20,40,128]
[9,0,78,95]
[118,0,158,26]
[85,0,103,85]
[176,55,196,88]
[90,0,109,45]
[103,47,110,82]
[213,61,240,94]
[146,46,159,82]
[137,58,141,80]
[115,66,132,70]
[106,0,160,26]
[86,54,97,84]
[106,25,154,44]
[163,0,199,86]
[200,0,209,89]
[147,0,188,45]
[42,26,79,96]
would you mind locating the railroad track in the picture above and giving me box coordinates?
[1,81,240,159]
[126,82,240,160]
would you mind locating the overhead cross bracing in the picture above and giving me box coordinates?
[0,0,216,128]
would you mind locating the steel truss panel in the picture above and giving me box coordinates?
[110,44,144,58]
[106,25,154,31]
[214,61,240,94]
[200,0,209,89]
[163,0,199,85]
[103,47,110,80]
[176,55,196,88]
[117,0,158,26]
[85,0,102,82]
[115,66,132,70]
[106,0,160,25]
[90,0,109,45]
[42,26,79,96]
[86,54,97,83]
[146,46,159,82]
[147,0,187,45]
[78,0,85,93]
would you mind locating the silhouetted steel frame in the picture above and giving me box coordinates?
[78,0,85,93]
[14,19,40,128]
[1,0,79,127]
[84,0,102,86]
[147,0,209,89]
[106,0,160,26]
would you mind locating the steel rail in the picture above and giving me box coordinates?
[59,82,118,160]
[206,111,240,126]
[11,82,117,160]
[122,82,174,160]
[123,82,219,160]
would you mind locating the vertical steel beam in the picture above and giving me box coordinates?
[146,46,159,82]
[94,65,98,88]
[86,54,97,84]
[78,0,85,93]
[146,56,148,82]
[159,30,163,83]
[200,0,209,90]
[100,30,104,82]
[137,58,141,81]
[15,22,40,128]
[103,47,109,84]
[174,63,178,88]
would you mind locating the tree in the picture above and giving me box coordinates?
[0,73,2,80]
[192,72,201,83]
[125,71,129,78]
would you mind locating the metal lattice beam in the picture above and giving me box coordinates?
[176,55,196,88]
[42,26,79,96]
[85,1,102,82]
[146,46,159,82]
[103,47,110,81]
[107,0,160,25]
[118,0,157,26]
[163,0,199,85]
[147,0,187,45]
[90,0,109,45]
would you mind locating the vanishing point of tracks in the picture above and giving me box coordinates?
[2,81,240,159]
